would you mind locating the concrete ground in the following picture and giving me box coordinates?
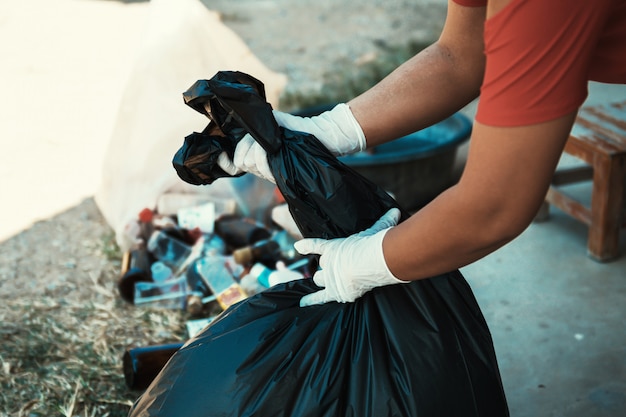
[463,197,626,416]
[472,217,626,416]
[460,82,626,416]
[1,0,624,416]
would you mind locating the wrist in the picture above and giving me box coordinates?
[329,103,367,155]
[375,228,407,284]
[380,227,409,283]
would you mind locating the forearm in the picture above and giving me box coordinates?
[349,42,483,147]
[383,184,519,281]
[382,115,576,281]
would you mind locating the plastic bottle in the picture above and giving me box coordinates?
[137,208,155,243]
[185,259,212,298]
[248,262,304,288]
[239,271,266,296]
[201,233,227,257]
[150,261,172,283]
[195,256,247,310]
[147,230,192,271]
[133,275,188,310]
[123,343,185,391]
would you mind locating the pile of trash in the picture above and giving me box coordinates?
[118,186,315,390]
[118,191,313,313]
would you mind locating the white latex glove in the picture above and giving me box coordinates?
[295,208,408,307]
[217,134,276,183]
[271,203,303,240]
[272,103,366,156]
[217,103,366,182]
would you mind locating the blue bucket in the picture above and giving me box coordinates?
[292,105,472,211]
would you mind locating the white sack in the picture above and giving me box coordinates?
[95,0,287,251]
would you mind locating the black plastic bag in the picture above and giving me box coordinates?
[173,71,410,238]
[172,72,267,186]
[129,71,509,416]
[130,275,508,417]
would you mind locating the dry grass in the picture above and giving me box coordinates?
[279,40,429,111]
[0,38,429,416]
[0,233,186,417]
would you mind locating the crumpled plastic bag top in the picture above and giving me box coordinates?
[173,70,410,239]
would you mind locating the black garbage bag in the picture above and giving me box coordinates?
[173,71,410,238]
[129,71,509,417]
[172,71,267,186]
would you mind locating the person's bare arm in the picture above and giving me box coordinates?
[378,0,579,280]
[348,0,486,147]
[384,113,577,280]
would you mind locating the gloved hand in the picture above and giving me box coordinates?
[272,103,367,156]
[217,134,276,183]
[271,203,303,240]
[295,208,408,307]
[217,103,367,182]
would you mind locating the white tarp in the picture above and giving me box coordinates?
[95,0,287,250]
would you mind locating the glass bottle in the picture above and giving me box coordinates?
[123,343,185,391]
[117,245,152,304]
[213,215,272,250]
[232,239,281,268]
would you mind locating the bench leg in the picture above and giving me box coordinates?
[587,154,625,262]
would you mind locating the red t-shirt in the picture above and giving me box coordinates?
[452,0,626,126]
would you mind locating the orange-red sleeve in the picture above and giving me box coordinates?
[476,0,616,126]
[452,0,486,6]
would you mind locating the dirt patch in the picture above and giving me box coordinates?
[0,1,448,415]
[202,0,447,98]
[0,199,115,301]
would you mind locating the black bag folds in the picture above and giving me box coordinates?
[129,71,509,417]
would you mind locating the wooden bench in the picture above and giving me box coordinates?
[536,101,626,262]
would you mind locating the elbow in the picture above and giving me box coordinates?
[434,39,485,97]
[490,217,528,249]
[468,196,537,254]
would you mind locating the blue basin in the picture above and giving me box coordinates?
[292,105,472,210]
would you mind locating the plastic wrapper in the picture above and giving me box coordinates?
[129,71,509,416]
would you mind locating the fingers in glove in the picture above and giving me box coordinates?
[253,141,275,183]
[294,238,330,257]
[311,268,327,288]
[272,110,303,131]
[358,208,401,237]
[299,289,333,307]
[233,135,256,170]
[232,134,275,183]
[295,240,333,283]
[373,208,401,229]
[217,152,242,176]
